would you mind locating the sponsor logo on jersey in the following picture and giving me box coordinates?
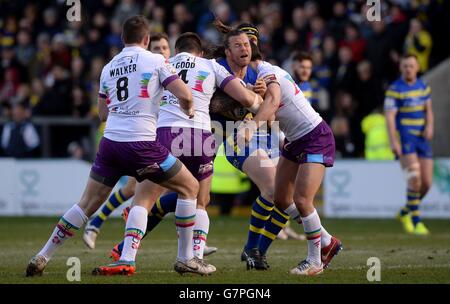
[193,71,210,93]
[139,73,152,98]
[111,106,140,115]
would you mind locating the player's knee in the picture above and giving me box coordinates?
[121,185,135,197]
[293,195,312,208]
[404,163,421,190]
[179,178,199,199]
[261,189,274,203]
[121,179,136,197]
[258,180,275,202]
[273,198,290,211]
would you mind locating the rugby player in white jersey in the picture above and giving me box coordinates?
[243,45,342,276]
[25,15,202,276]
[84,32,218,257]
[82,33,173,251]
[106,32,263,273]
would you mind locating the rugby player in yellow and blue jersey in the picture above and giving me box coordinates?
[384,54,434,236]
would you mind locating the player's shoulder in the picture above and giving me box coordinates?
[387,78,404,92]
[257,61,283,82]
[100,61,112,77]
[416,77,430,90]
[256,60,274,71]
[206,58,226,70]
[141,50,166,63]
[216,57,227,66]
[247,64,258,78]
[257,60,283,75]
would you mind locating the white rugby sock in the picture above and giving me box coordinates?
[175,198,196,262]
[301,209,322,266]
[193,208,209,259]
[120,205,147,262]
[320,225,332,248]
[38,204,87,261]
[285,203,331,248]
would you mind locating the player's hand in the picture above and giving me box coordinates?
[390,141,402,157]
[181,107,195,118]
[253,78,267,97]
[423,126,433,140]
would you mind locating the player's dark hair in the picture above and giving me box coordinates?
[121,15,151,44]
[175,32,203,53]
[150,32,169,44]
[214,19,259,42]
[224,29,247,49]
[202,40,217,59]
[213,18,233,34]
[250,41,262,61]
[293,52,313,63]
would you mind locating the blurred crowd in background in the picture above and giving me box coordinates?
[1,0,449,160]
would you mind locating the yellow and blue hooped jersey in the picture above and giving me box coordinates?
[298,81,319,107]
[384,77,431,137]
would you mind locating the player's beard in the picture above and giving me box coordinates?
[232,54,251,68]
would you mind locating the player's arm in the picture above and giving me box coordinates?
[212,60,262,111]
[384,87,401,156]
[250,61,281,126]
[98,97,108,122]
[165,78,194,117]
[236,81,280,145]
[384,109,401,156]
[423,94,434,141]
[97,67,109,122]
[209,90,242,113]
[222,78,263,109]
[251,81,281,127]
[158,57,194,117]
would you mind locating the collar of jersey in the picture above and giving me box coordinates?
[399,77,419,88]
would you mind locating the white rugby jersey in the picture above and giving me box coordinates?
[98,46,178,141]
[157,52,235,131]
[256,61,322,141]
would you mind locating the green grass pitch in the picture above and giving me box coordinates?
[1,216,449,284]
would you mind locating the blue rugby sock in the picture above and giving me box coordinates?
[245,196,274,250]
[90,189,129,229]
